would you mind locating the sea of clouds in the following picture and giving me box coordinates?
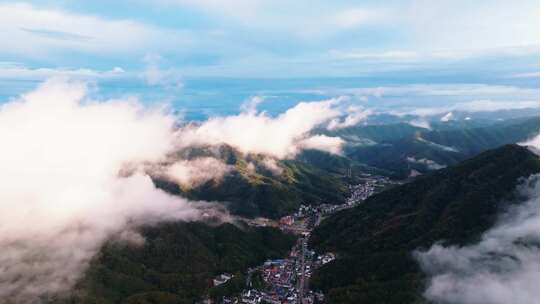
[0,78,367,302]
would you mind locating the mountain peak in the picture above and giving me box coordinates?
[309,143,540,303]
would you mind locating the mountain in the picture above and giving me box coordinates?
[58,222,296,304]
[154,145,350,219]
[309,144,540,304]
[323,123,423,144]
[342,117,540,177]
[153,117,540,219]
[421,116,540,155]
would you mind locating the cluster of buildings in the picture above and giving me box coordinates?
[251,236,321,304]
[216,205,338,303]
[214,177,399,304]
[346,175,396,205]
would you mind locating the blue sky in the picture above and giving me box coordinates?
[1,0,540,78]
[1,0,540,119]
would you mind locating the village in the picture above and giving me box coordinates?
[212,175,393,304]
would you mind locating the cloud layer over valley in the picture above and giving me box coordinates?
[0,79,224,303]
[0,79,366,302]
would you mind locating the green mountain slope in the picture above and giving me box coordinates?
[309,144,540,304]
[155,146,349,219]
[345,117,540,176]
[188,160,347,218]
[422,116,540,155]
[60,222,296,304]
[325,123,423,144]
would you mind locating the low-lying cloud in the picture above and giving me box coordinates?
[142,54,183,90]
[0,79,222,303]
[415,140,540,304]
[164,157,233,188]
[327,105,371,130]
[403,100,540,118]
[406,156,445,170]
[0,79,370,302]
[408,118,431,129]
[176,96,352,158]
[260,157,284,176]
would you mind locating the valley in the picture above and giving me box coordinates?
[54,118,540,304]
[211,175,395,304]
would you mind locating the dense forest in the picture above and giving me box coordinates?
[309,144,540,303]
[151,118,540,220]
[57,222,296,304]
[154,145,350,219]
[342,117,540,177]
[57,123,540,304]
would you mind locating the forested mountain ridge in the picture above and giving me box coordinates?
[342,117,540,176]
[309,144,540,304]
[153,145,351,219]
[56,222,296,304]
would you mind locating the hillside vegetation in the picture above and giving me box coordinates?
[155,146,350,219]
[59,222,296,304]
[342,117,540,177]
[309,144,540,304]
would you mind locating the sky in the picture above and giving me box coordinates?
[1,0,540,119]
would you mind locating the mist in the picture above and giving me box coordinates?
[0,78,366,302]
[175,96,358,159]
[415,139,540,304]
[164,157,234,188]
[0,79,222,303]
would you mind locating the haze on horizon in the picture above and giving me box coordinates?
[1,0,540,120]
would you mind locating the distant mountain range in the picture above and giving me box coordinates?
[54,116,540,304]
[152,117,540,220]
[64,144,540,304]
[339,116,540,177]
[309,144,540,304]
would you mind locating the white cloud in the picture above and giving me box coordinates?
[408,119,431,129]
[176,97,347,158]
[0,3,191,57]
[406,156,445,170]
[406,100,540,117]
[164,157,233,188]
[415,173,540,304]
[164,0,386,39]
[521,133,540,150]
[456,100,540,112]
[440,112,454,122]
[511,72,540,78]
[298,135,345,155]
[403,0,540,51]
[350,84,540,98]
[0,62,125,80]
[164,0,263,20]
[161,0,540,49]
[142,54,184,90]
[170,0,540,54]
[260,157,284,176]
[330,50,421,61]
[0,79,221,302]
[327,106,372,130]
[329,8,384,30]
[240,96,265,115]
